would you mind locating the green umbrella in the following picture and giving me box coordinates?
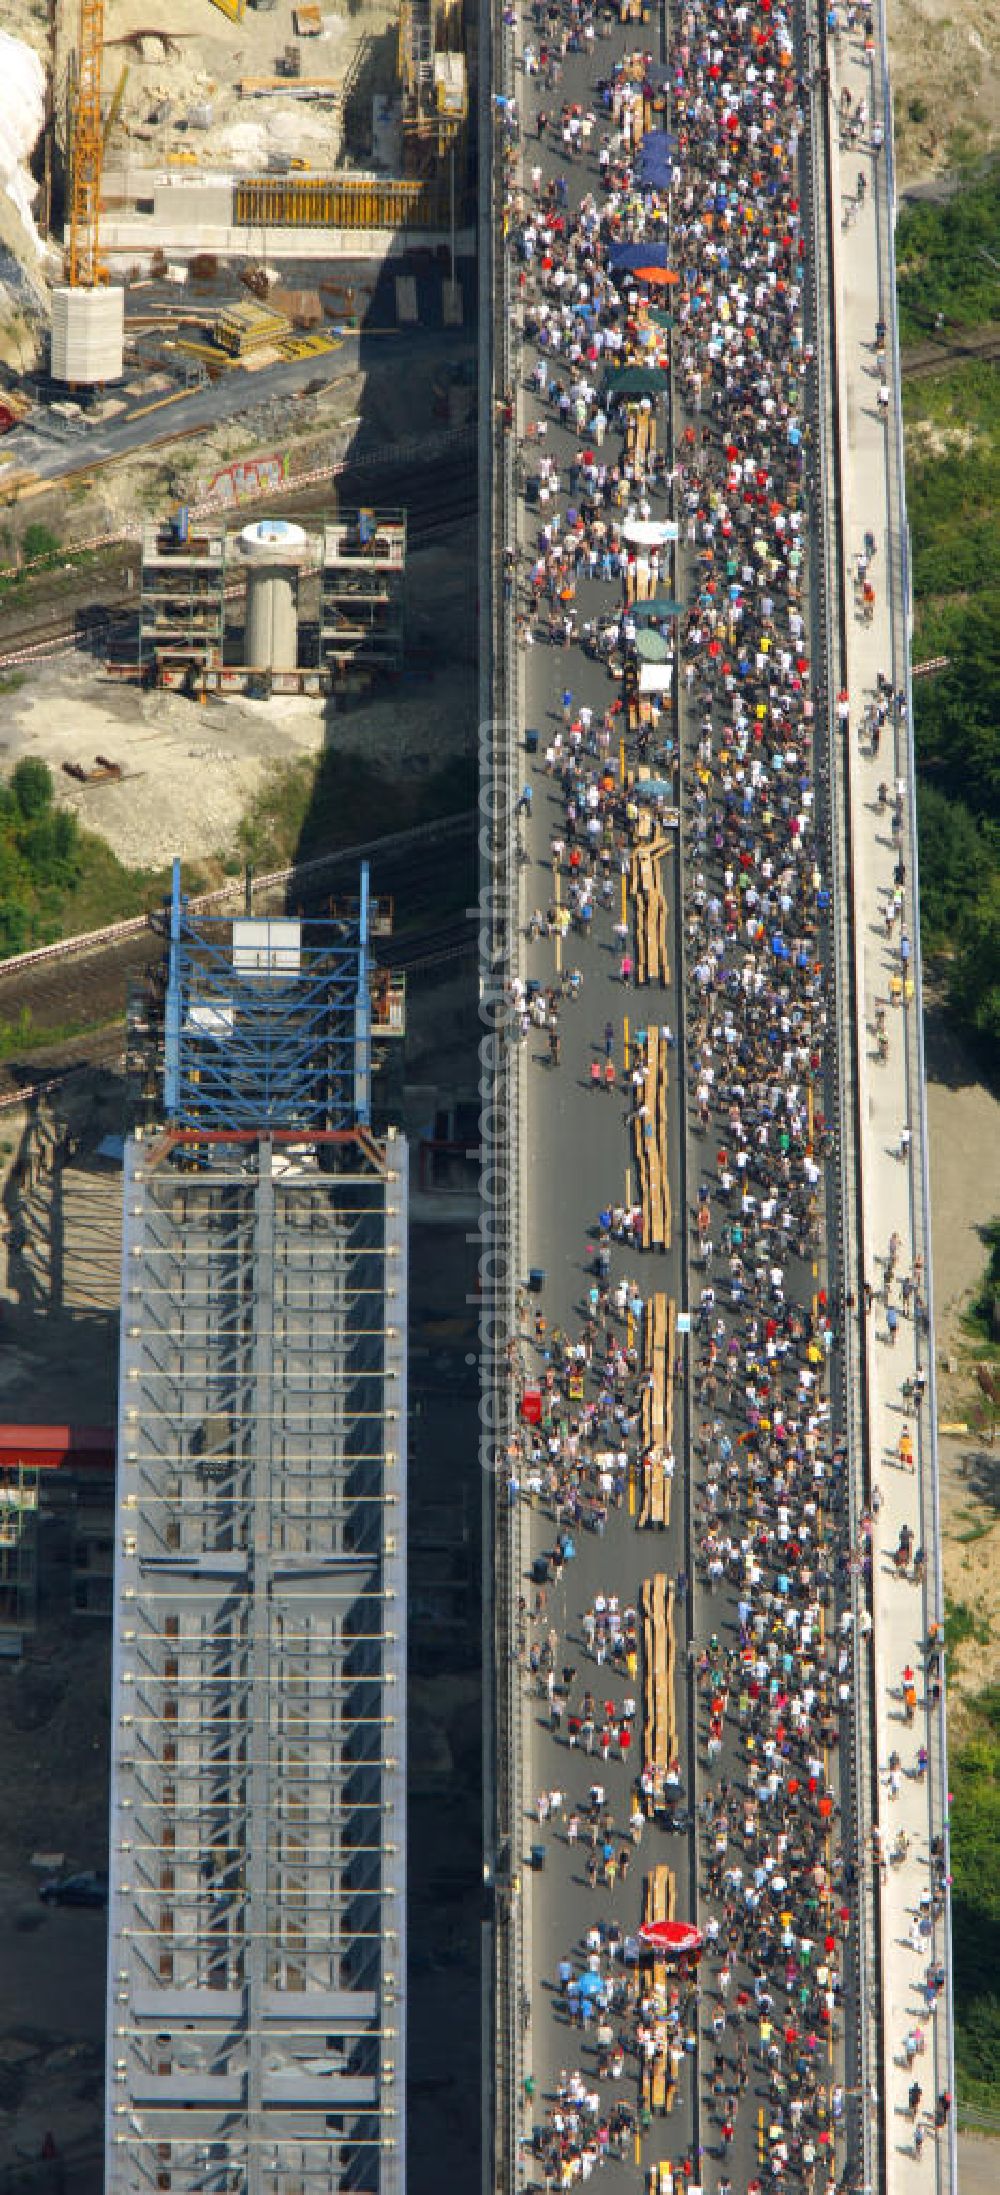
[632,595,685,622]
[635,629,670,662]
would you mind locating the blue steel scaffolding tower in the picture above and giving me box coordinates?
[105,863,407,2195]
[163,857,373,1131]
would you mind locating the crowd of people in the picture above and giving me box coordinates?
[499,0,945,2189]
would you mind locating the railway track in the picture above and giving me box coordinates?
[0,912,475,1109]
[900,326,1000,379]
[0,814,476,1071]
[0,480,476,672]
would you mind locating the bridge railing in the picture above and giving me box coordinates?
[807,15,883,2192]
[480,0,526,2185]
[869,13,959,2194]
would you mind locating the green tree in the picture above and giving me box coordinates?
[916,782,991,943]
[10,757,53,820]
[21,522,59,564]
[950,873,1000,1049]
[896,161,1000,339]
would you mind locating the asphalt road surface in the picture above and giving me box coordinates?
[506,5,849,2193]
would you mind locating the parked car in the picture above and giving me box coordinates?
[38,1870,108,1909]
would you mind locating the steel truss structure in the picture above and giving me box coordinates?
[163,860,374,1132]
[106,873,406,2195]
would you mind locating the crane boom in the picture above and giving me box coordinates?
[102,63,129,152]
[68,0,106,287]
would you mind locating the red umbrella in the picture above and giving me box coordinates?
[638,1918,703,1955]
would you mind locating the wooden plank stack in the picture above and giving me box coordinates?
[627,566,653,604]
[630,837,670,988]
[633,1026,671,1249]
[626,403,657,472]
[640,1573,677,1811]
[640,1860,678,2117]
[638,1293,676,1528]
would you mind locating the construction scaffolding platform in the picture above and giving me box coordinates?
[0,1460,40,1641]
[398,0,467,177]
[139,515,227,678]
[139,510,407,689]
[162,862,388,1131]
[320,514,406,672]
[106,869,407,2194]
[233,172,447,230]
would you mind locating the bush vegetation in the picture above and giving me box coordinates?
[901,170,1000,2111]
[0,760,169,965]
[905,362,1000,1051]
[948,1685,1000,2107]
[0,761,83,957]
[896,162,1000,343]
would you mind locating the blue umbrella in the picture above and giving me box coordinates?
[577,1971,607,2002]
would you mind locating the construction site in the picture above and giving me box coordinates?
[0,828,483,2191]
[138,504,407,694]
[103,865,409,2195]
[0,0,472,423]
[0,3,482,2190]
[0,11,481,2195]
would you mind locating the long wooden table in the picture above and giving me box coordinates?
[640,1860,678,2118]
[630,836,670,989]
[638,1293,676,1528]
[633,1025,672,1250]
[640,1572,677,1811]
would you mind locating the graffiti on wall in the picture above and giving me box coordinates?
[206,452,288,506]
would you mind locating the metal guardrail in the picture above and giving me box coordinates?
[868,16,959,2193]
[480,0,526,2185]
[807,20,881,2194]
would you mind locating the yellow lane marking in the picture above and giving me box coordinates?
[624,1013,630,1069]
[554,864,562,975]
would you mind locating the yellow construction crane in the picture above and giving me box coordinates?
[102,63,129,152]
[68,0,107,287]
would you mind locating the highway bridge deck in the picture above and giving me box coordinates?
[485,1,956,2193]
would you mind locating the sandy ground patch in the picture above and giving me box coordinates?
[0,529,477,868]
[889,0,1000,182]
[958,2133,1000,2189]
[924,1004,1000,1718]
[0,658,327,869]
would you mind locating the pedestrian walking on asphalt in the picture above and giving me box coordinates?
[604,1019,615,1060]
